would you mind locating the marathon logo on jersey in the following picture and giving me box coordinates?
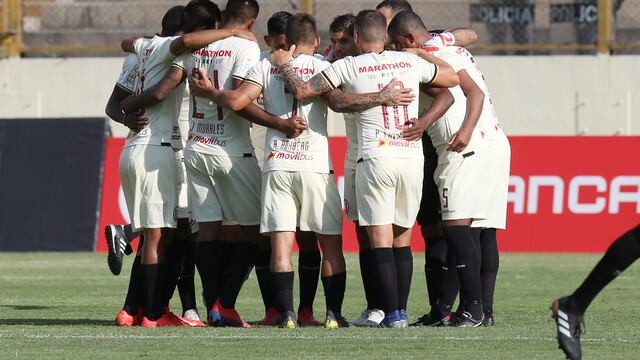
[193,48,233,58]
[358,62,412,73]
[270,66,316,76]
[188,133,227,147]
[267,151,315,161]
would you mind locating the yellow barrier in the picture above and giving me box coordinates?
[2,0,639,57]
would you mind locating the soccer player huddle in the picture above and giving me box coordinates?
[104,0,511,329]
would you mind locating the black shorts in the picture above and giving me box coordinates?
[417,136,441,226]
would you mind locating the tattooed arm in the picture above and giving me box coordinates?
[450,28,478,47]
[278,63,334,101]
[322,78,415,113]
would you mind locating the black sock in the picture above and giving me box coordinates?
[178,240,197,313]
[358,249,377,310]
[271,271,295,314]
[122,255,142,315]
[438,251,460,308]
[570,226,640,314]
[443,225,483,319]
[425,236,447,307]
[372,248,398,313]
[252,245,274,310]
[298,250,321,312]
[480,228,499,316]
[140,263,161,320]
[156,264,169,313]
[219,242,253,308]
[164,232,188,309]
[195,241,224,311]
[394,247,413,310]
[321,272,346,317]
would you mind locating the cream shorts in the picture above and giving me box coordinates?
[185,151,261,226]
[261,170,343,235]
[119,144,178,231]
[356,157,424,228]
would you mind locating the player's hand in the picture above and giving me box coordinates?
[448,127,472,152]
[234,29,258,43]
[401,118,426,141]
[269,45,296,67]
[380,78,415,106]
[189,68,215,98]
[281,116,308,138]
[123,111,149,133]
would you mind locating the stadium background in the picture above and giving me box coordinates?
[0,0,638,253]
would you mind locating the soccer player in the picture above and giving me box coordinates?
[325,13,384,327]
[388,10,492,327]
[389,11,509,326]
[249,10,326,327]
[191,11,417,328]
[552,225,640,360]
[116,5,190,328]
[268,9,459,327]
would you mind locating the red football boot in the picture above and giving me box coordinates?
[297,308,322,327]
[257,307,281,326]
[215,299,251,328]
[115,309,137,327]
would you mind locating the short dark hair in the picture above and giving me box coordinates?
[285,13,317,47]
[354,9,387,43]
[161,5,185,36]
[267,11,293,36]
[224,0,260,24]
[387,10,427,38]
[182,0,221,33]
[329,14,356,37]
[376,0,413,14]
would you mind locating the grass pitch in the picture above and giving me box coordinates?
[0,252,639,359]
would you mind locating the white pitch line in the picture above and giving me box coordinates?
[1,334,636,343]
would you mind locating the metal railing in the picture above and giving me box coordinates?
[0,0,638,57]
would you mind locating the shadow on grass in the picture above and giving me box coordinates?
[1,305,58,311]
[0,319,114,326]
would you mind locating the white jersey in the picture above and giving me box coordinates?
[125,35,184,148]
[116,53,139,93]
[245,54,332,174]
[446,46,500,137]
[321,50,437,160]
[423,46,489,152]
[344,112,358,169]
[173,36,260,157]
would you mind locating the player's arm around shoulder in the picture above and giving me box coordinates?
[121,66,185,114]
[189,67,262,112]
[169,28,257,56]
[268,46,334,102]
[322,78,415,113]
[408,51,459,88]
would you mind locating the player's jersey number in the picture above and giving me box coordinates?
[191,68,224,121]
[378,82,409,131]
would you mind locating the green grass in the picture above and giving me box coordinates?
[0,252,639,359]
